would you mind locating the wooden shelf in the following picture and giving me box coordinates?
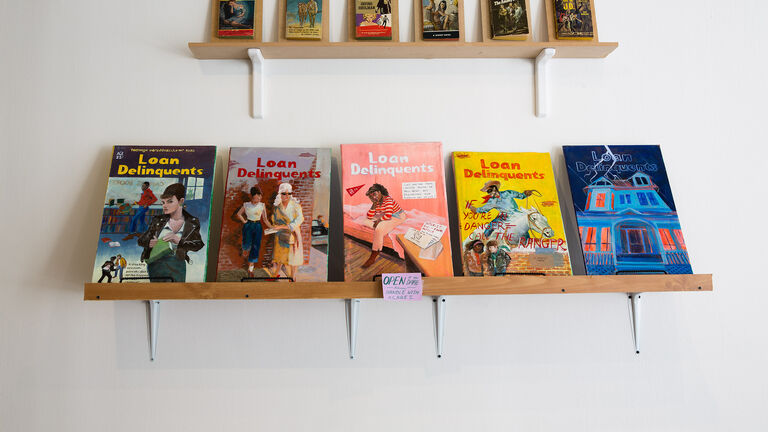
[84,274,711,301]
[188,41,618,60]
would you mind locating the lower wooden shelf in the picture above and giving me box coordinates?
[84,274,712,301]
[188,41,619,60]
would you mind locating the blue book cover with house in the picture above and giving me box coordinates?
[91,145,217,283]
[562,145,692,275]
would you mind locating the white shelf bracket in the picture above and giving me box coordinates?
[628,293,642,354]
[433,296,446,358]
[534,48,556,118]
[345,299,361,359]
[247,48,265,119]
[147,300,160,361]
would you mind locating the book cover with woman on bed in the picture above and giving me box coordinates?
[341,142,454,281]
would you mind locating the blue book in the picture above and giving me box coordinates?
[562,145,692,275]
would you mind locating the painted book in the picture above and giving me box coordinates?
[217,0,257,38]
[91,146,217,283]
[341,142,453,281]
[286,0,322,40]
[489,0,529,40]
[216,148,330,282]
[562,145,692,275]
[355,0,392,40]
[553,0,594,40]
[422,0,459,40]
[453,152,571,276]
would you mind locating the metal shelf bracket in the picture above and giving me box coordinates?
[346,299,360,359]
[628,293,642,354]
[534,48,556,118]
[247,48,264,119]
[433,296,446,358]
[147,300,160,361]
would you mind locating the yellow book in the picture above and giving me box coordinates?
[452,151,572,276]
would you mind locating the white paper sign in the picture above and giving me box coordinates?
[420,221,447,239]
[401,181,437,199]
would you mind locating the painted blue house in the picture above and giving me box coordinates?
[576,172,692,275]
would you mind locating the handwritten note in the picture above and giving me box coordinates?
[382,273,423,301]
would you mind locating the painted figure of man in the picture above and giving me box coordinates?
[469,180,533,239]
[125,181,157,240]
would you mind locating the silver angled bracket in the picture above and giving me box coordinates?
[628,293,642,354]
[346,299,360,359]
[433,296,446,358]
[247,48,265,119]
[148,300,160,361]
[534,48,556,118]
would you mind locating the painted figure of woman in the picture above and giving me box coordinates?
[237,186,273,276]
[269,183,304,280]
[361,183,407,268]
[138,183,204,282]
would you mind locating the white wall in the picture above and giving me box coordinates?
[2,0,766,430]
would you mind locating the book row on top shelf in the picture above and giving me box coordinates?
[92,143,694,286]
[212,0,597,43]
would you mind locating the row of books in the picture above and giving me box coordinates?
[90,144,692,283]
[216,0,595,41]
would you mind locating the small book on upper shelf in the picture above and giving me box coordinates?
[212,0,261,40]
[280,0,327,41]
[353,0,394,40]
[481,0,531,42]
[416,0,462,41]
[546,0,597,41]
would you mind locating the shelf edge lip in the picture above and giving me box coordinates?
[83,274,712,301]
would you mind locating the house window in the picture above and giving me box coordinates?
[637,193,648,206]
[595,193,606,208]
[584,227,597,252]
[624,194,631,204]
[620,227,653,254]
[184,177,205,200]
[673,229,687,250]
[619,195,624,205]
[647,193,659,206]
[659,229,676,250]
[600,227,611,252]
[634,176,649,186]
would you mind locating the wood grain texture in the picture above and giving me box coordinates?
[188,40,617,59]
[85,274,712,300]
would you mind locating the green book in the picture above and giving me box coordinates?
[145,238,173,264]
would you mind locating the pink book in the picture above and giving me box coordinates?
[341,142,454,281]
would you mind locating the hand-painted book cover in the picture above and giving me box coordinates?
[489,0,529,40]
[453,152,571,276]
[216,148,330,282]
[562,145,692,275]
[341,142,453,281]
[355,0,392,40]
[553,0,594,40]
[217,0,256,38]
[91,146,217,283]
[286,0,323,40]
[422,0,459,40]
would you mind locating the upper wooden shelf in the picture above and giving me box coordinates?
[84,274,711,301]
[188,41,618,60]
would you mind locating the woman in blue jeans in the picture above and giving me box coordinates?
[237,186,274,275]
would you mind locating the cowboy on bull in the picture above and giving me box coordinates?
[469,180,534,239]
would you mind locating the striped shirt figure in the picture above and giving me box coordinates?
[361,184,408,268]
[366,196,403,221]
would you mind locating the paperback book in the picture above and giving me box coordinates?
[217,0,257,38]
[421,0,459,40]
[216,148,330,282]
[489,0,529,40]
[562,145,692,275]
[286,0,323,40]
[553,0,594,40]
[91,146,217,283]
[453,152,571,276]
[341,142,453,281]
[355,0,393,40]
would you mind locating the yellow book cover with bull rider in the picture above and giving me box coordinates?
[453,151,572,276]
